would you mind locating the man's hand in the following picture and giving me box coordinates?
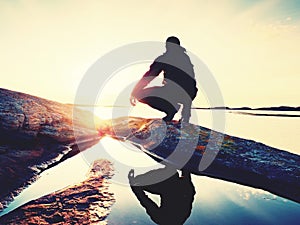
[128,169,135,185]
[130,95,137,106]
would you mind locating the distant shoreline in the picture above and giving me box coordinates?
[74,104,300,111]
[192,106,300,111]
[229,111,300,118]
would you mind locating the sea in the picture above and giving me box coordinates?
[0,107,299,225]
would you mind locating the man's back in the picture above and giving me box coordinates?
[152,47,197,99]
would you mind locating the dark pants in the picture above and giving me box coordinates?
[135,85,197,121]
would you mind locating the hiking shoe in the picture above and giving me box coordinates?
[162,103,180,122]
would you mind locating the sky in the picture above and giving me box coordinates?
[1,0,300,107]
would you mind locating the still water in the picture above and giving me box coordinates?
[0,108,299,224]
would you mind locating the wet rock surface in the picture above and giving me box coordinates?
[101,117,300,203]
[0,88,100,211]
[0,159,115,225]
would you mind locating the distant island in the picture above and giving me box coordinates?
[193,106,300,111]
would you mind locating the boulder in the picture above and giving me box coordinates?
[0,88,98,142]
[101,117,300,203]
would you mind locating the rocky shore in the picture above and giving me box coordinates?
[0,159,115,224]
[0,88,299,223]
[0,88,100,210]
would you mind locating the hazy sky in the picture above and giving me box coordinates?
[1,0,299,107]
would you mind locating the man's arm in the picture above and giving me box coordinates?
[131,71,157,96]
[130,62,162,106]
[128,170,161,223]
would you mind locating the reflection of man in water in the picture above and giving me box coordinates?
[130,36,198,122]
[128,167,195,225]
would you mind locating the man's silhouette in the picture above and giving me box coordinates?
[128,167,195,225]
[130,36,198,122]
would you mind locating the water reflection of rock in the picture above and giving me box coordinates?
[129,167,195,225]
[0,159,115,224]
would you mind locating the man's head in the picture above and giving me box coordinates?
[166,36,182,51]
[166,36,180,45]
